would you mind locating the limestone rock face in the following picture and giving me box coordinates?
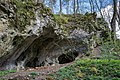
[0,1,57,56]
[0,1,89,70]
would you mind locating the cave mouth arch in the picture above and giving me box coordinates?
[58,51,79,64]
[18,51,79,68]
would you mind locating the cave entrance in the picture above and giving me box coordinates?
[58,51,79,64]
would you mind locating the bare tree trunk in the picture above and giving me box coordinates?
[118,1,120,25]
[95,0,104,19]
[74,0,76,17]
[89,0,93,13]
[111,0,117,40]
[76,0,79,14]
[89,0,94,13]
[59,0,62,15]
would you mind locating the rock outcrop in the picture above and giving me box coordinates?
[0,1,89,70]
[0,0,110,70]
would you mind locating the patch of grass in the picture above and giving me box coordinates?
[101,40,120,59]
[50,59,120,80]
[0,69,16,77]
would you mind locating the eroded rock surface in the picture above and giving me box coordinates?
[0,1,90,70]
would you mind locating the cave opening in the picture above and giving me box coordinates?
[25,51,79,68]
[58,51,79,64]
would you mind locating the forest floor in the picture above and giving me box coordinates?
[0,46,101,80]
[0,47,120,80]
[0,62,74,80]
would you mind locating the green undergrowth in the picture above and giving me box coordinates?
[101,40,120,59]
[53,13,109,37]
[50,59,120,80]
[0,69,16,77]
[54,15,69,25]
[54,13,108,32]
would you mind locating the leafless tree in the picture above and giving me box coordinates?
[118,1,120,25]
[76,0,79,14]
[74,0,76,17]
[111,0,117,39]
[59,0,62,15]
[94,0,104,19]
[89,0,94,13]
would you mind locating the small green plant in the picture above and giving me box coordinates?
[0,69,16,77]
[30,72,38,76]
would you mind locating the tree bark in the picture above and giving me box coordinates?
[59,0,62,15]
[111,0,117,40]
[118,1,120,25]
[89,0,94,13]
[74,0,76,17]
[94,0,104,19]
[76,0,79,14]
